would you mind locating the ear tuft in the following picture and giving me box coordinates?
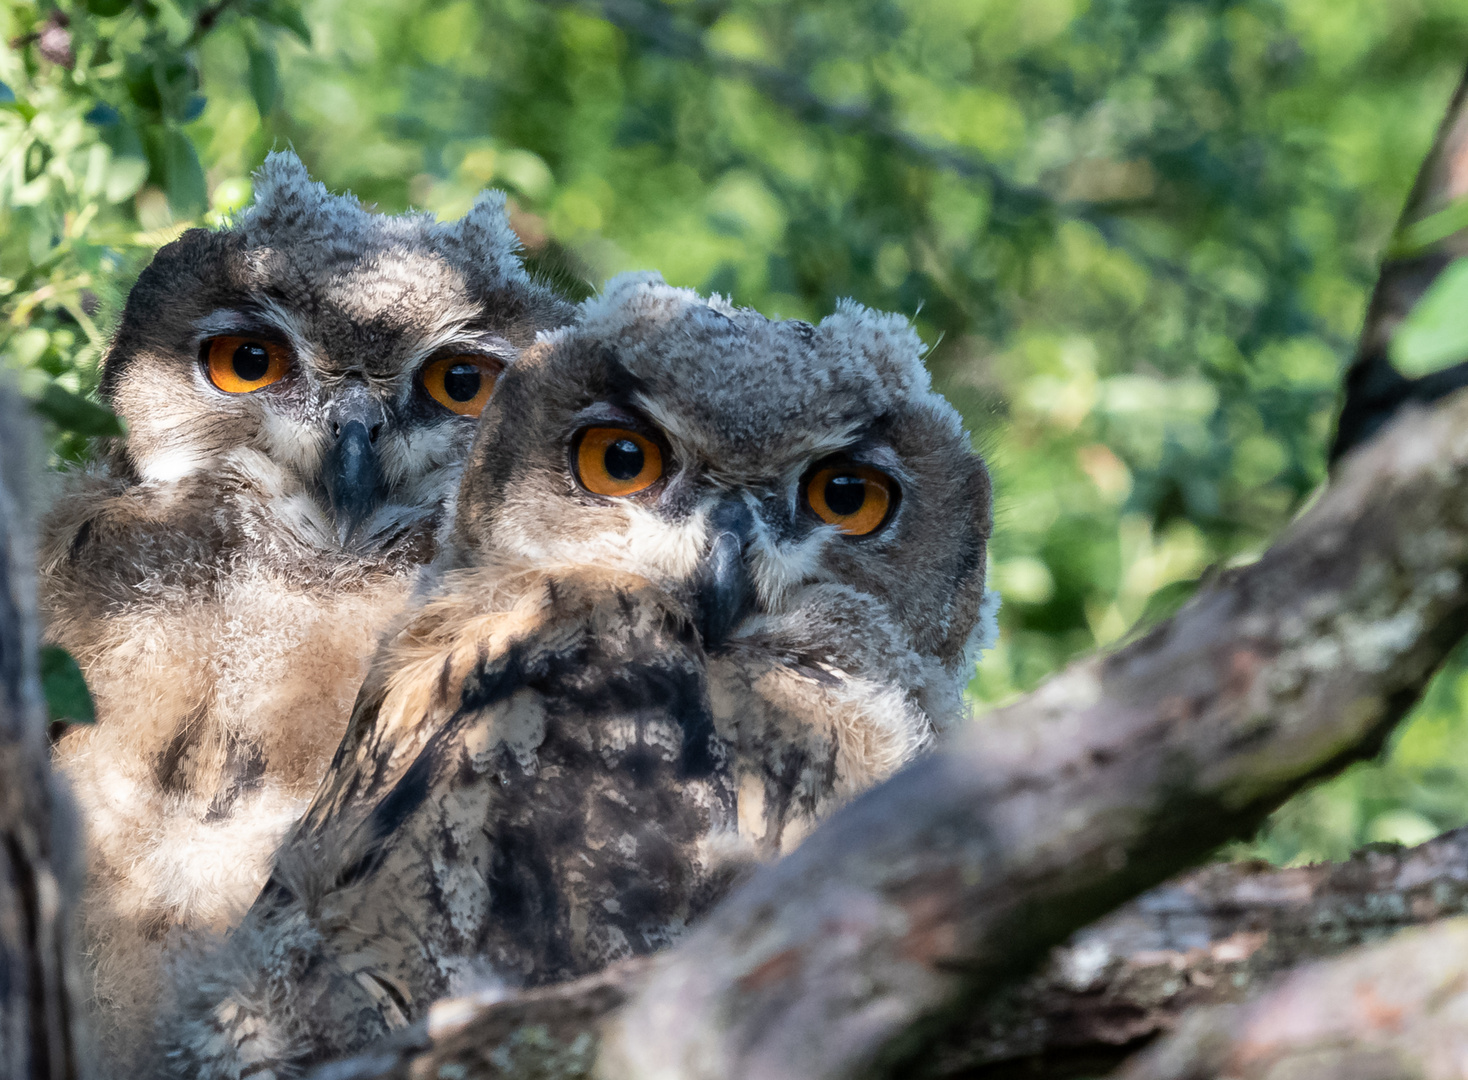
[235,150,369,244]
[437,190,529,287]
[817,299,933,399]
[576,271,697,337]
[243,152,329,223]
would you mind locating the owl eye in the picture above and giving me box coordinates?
[804,463,897,536]
[204,337,291,393]
[574,427,664,497]
[421,355,502,417]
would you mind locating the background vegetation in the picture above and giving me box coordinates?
[4,0,1468,864]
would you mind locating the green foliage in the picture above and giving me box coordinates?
[1393,253,1468,377]
[8,0,1468,865]
[0,0,301,458]
[40,643,94,725]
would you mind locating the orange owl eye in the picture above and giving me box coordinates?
[205,337,291,393]
[574,427,664,497]
[804,464,896,536]
[421,355,502,417]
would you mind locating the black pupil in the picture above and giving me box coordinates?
[825,474,867,516]
[232,342,270,382]
[604,438,645,480]
[443,363,481,402]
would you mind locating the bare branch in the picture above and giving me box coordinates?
[553,0,1346,361]
[563,0,1037,195]
[1333,65,1468,462]
[1119,915,1468,1080]
[549,0,1150,241]
[937,828,1468,1076]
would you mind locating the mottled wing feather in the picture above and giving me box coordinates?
[166,571,739,1077]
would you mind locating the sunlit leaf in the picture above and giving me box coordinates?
[1394,196,1468,255]
[1391,257,1468,378]
[106,154,149,203]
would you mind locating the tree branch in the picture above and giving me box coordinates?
[1332,64,1468,462]
[1118,914,1468,1080]
[313,829,1468,1080]
[0,385,85,1080]
[935,827,1468,1077]
[553,0,1345,372]
[551,0,1161,244]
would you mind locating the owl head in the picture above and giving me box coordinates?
[450,272,996,740]
[98,151,571,548]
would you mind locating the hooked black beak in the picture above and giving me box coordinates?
[325,386,386,544]
[695,500,756,650]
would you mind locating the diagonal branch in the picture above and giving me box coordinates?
[550,0,1096,224]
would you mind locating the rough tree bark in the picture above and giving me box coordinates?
[937,829,1468,1077]
[1118,915,1468,1080]
[0,385,85,1080]
[308,829,1468,1080]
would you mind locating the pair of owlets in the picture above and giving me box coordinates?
[41,152,996,1078]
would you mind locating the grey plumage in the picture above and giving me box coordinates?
[165,272,997,1078]
[39,151,571,1073]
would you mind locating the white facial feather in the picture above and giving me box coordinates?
[745,516,835,611]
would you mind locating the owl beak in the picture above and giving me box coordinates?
[694,500,756,650]
[325,392,386,544]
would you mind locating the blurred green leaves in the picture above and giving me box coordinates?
[245,37,279,117]
[0,0,303,460]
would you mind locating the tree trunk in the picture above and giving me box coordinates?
[0,385,86,1080]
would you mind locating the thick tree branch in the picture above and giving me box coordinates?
[309,373,1468,1080]
[937,828,1468,1077]
[0,385,85,1080]
[315,831,1468,1080]
[1118,915,1468,1080]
